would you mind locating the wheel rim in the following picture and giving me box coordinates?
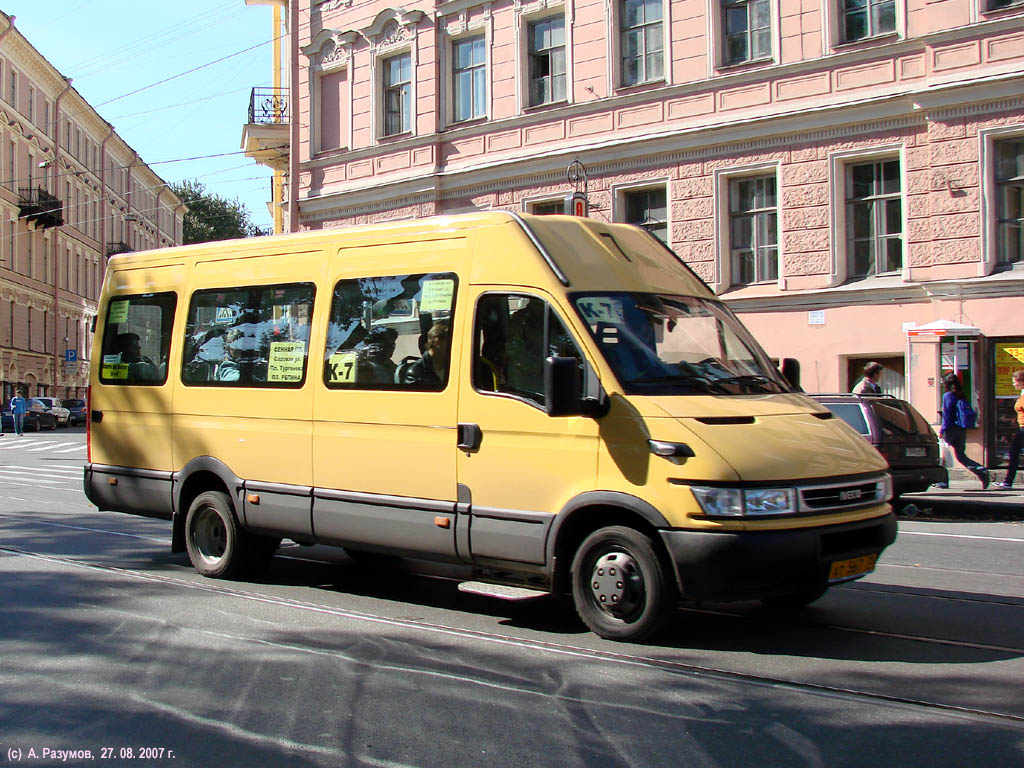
[192,506,227,565]
[587,550,645,622]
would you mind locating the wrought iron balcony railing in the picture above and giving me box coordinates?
[248,88,288,125]
[105,241,132,258]
[18,187,64,229]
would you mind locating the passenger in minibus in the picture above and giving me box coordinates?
[114,333,160,382]
[397,321,450,388]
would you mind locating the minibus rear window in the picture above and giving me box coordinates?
[98,292,177,386]
[181,282,316,388]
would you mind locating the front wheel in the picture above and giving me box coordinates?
[185,491,249,579]
[570,526,678,642]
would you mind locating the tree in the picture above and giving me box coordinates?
[170,179,268,244]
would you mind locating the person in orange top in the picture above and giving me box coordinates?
[994,370,1024,490]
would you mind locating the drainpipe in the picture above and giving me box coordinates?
[288,0,300,232]
[0,16,14,388]
[52,78,74,398]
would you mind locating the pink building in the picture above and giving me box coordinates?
[243,0,1024,468]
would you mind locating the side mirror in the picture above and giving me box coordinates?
[544,356,584,417]
[780,357,802,391]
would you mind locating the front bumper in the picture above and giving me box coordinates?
[659,511,897,602]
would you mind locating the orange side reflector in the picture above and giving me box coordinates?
[108,477,118,486]
[247,494,261,505]
[434,516,451,529]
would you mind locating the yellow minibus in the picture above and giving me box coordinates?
[85,212,894,641]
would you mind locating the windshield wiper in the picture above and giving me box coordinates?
[714,374,780,393]
[632,375,729,394]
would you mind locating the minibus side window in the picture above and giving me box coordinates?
[98,292,177,385]
[324,272,457,392]
[472,294,584,406]
[181,283,315,387]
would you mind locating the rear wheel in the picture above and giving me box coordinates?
[185,491,251,579]
[570,526,677,642]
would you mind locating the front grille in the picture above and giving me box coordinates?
[799,478,885,514]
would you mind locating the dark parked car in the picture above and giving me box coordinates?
[809,393,947,498]
[63,398,87,426]
[1,398,58,432]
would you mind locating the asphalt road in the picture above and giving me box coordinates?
[1,430,1022,767]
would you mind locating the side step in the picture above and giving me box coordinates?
[458,582,548,601]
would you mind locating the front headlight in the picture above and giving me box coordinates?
[881,474,893,502]
[690,486,796,517]
[689,486,743,517]
[744,488,797,515]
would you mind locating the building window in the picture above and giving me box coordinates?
[722,0,772,65]
[729,176,778,285]
[528,16,566,106]
[846,159,902,278]
[452,36,486,122]
[987,0,1022,9]
[620,0,663,86]
[26,86,33,123]
[319,69,348,152]
[382,53,412,136]
[995,138,1024,266]
[624,187,667,243]
[840,0,896,42]
[530,200,564,215]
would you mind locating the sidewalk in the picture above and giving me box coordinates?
[899,476,1024,520]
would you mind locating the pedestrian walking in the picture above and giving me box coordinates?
[993,369,1024,490]
[10,390,27,436]
[939,373,989,489]
[852,362,884,395]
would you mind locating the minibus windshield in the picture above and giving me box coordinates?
[571,292,790,395]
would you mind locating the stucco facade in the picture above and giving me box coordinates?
[0,13,184,403]
[246,0,1024,467]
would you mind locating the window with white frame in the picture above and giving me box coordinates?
[528,15,566,107]
[624,187,668,243]
[620,0,664,87]
[722,0,772,66]
[383,53,412,136]
[840,0,896,43]
[453,36,486,122]
[846,159,902,278]
[729,176,778,285]
[995,138,1023,266]
[529,199,564,215]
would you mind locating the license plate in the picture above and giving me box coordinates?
[828,554,878,582]
[905,447,927,457]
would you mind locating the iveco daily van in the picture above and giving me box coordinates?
[85,212,895,641]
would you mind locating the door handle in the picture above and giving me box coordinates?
[457,423,482,452]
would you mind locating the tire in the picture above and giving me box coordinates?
[185,491,251,579]
[49,419,57,431]
[570,526,678,642]
[760,585,828,611]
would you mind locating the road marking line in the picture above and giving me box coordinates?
[0,473,69,484]
[900,531,1023,543]
[53,446,86,453]
[2,464,82,473]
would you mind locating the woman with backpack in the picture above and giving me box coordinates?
[940,373,990,489]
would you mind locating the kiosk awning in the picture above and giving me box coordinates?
[905,320,981,338]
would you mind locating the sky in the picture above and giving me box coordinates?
[4,0,278,231]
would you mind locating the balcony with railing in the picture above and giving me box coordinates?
[242,87,289,171]
[105,241,132,258]
[18,187,64,229]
